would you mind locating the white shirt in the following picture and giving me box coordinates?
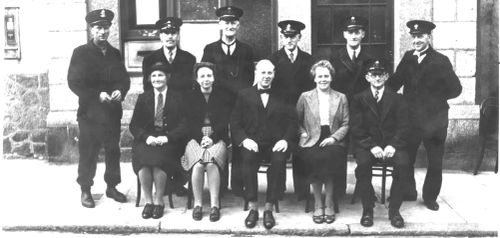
[154,87,167,116]
[285,47,298,63]
[346,45,361,61]
[163,46,177,62]
[413,45,429,64]
[221,40,236,55]
[370,86,384,103]
[257,86,270,108]
[317,89,330,126]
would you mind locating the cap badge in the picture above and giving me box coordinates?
[286,24,291,31]
[351,16,356,21]
[100,9,106,18]
[375,60,379,64]
[414,24,418,29]
[228,7,232,11]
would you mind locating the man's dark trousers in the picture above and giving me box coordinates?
[77,118,121,189]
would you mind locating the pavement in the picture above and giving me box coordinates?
[0,159,499,237]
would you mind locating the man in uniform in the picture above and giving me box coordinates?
[388,20,462,211]
[351,59,410,228]
[68,9,130,208]
[231,59,297,229]
[142,17,196,93]
[201,6,255,196]
[142,17,195,196]
[330,16,373,98]
[269,20,314,105]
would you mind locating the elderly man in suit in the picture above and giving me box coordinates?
[387,20,462,211]
[351,59,410,228]
[142,17,196,93]
[141,17,196,196]
[68,9,130,208]
[330,16,374,99]
[201,6,255,196]
[231,59,297,229]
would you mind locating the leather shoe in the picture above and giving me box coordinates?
[142,203,154,219]
[324,207,336,224]
[424,200,440,211]
[192,206,203,221]
[106,187,127,203]
[389,210,405,228]
[209,206,220,222]
[263,210,275,229]
[244,210,259,228]
[81,191,95,208]
[360,209,374,227]
[152,204,164,219]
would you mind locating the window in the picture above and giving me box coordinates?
[120,0,225,41]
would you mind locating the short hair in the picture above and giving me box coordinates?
[193,62,216,80]
[310,60,335,79]
[253,59,275,85]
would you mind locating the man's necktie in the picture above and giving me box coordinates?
[155,93,164,127]
[258,88,271,94]
[167,50,174,64]
[222,41,235,55]
[352,50,357,62]
[289,52,294,63]
[374,90,379,102]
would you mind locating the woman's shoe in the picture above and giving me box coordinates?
[324,207,336,224]
[142,203,154,219]
[192,206,203,221]
[152,204,164,219]
[312,207,324,224]
[209,206,220,222]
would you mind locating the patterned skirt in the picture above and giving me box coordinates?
[181,139,228,171]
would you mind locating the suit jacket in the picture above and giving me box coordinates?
[185,87,231,144]
[330,47,374,98]
[230,86,298,146]
[142,47,196,92]
[269,47,314,104]
[201,40,255,101]
[68,41,130,124]
[296,89,349,147]
[129,89,187,144]
[387,47,462,133]
[350,88,410,150]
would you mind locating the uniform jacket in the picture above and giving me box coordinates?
[129,89,187,144]
[68,41,130,124]
[330,47,374,98]
[230,86,298,146]
[387,47,462,133]
[350,88,410,150]
[201,40,255,100]
[185,87,231,144]
[296,89,349,148]
[269,47,314,104]
[142,47,196,92]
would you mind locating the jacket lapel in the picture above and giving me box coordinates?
[305,90,320,123]
[328,91,341,123]
[144,90,156,121]
[379,89,394,122]
[362,89,379,118]
[339,48,355,73]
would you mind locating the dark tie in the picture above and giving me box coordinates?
[352,50,357,62]
[222,41,235,55]
[289,52,294,63]
[167,50,173,64]
[258,88,271,94]
[155,93,164,127]
[374,90,379,102]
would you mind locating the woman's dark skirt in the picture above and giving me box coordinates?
[297,126,347,182]
[132,141,183,175]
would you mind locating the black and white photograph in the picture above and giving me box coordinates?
[1,0,499,237]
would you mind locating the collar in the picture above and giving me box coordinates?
[370,86,384,99]
[90,40,109,52]
[154,87,168,96]
[285,47,298,57]
[257,85,271,92]
[164,46,177,54]
[221,39,236,46]
[346,45,361,58]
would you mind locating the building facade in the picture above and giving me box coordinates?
[2,0,498,170]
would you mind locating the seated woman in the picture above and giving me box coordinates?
[129,62,187,219]
[182,62,230,222]
[296,60,349,224]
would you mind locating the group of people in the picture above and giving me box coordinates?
[67,6,462,230]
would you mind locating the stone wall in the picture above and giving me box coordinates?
[4,73,50,158]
